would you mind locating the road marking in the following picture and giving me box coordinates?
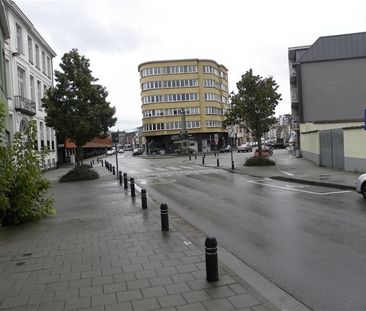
[280,170,294,176]
[141,168,154,172]
[247,180,351,195]
[154,167,167,171]
[180,165,194,169]
[166,166,181,170]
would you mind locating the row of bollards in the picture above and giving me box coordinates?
[100,158,218,283]
[102,159,147,209]
[188,153,234,170]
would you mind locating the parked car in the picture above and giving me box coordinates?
[118,149,124,153]
[356,173,366,199]
[106,149,115,155]
[133,148,144,156]
[237,143,252,153]
[219,145,231,153]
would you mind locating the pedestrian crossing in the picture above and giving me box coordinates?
[125,165,218,179]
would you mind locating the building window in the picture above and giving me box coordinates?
[203,66,227,80]
[5,59,10,97]
[206,120,222,128]
[205,107,222,115]
[39,121,44,148]
[0,42,5,91]
[19,119,27,132]
[46,56,51,77]
[28,36,33,63]
[142,93,199,104]
[37,80,42,110]
[16,23,23,53]
[35,44,40,69]
[30,75,35,102]
[17,67,26,97]
[142,79,198,90]
[41,51,46,74]
[141,65,197,77]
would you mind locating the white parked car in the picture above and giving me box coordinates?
[106,149,115,155]
[237,143,252,153]
[356,173,366,198]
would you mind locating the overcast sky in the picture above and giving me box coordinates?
[17,0,366,131]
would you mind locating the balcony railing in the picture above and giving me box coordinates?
[14,96,36,116]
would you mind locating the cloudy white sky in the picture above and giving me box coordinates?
[17,0,366,131]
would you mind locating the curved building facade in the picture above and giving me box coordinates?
[138,59,229,154]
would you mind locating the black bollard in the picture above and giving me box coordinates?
[93,159,95,165]
[217,159,219,167]
[97,158,99,163]
[113,166,116,175]
[130,178,135,197]
[90,161,93,168]
[101,159,104,166]
[195,154,197,159]
[189,155,191,161]
[119,171,122,185]
[141,189,147,209]
[202,156,205,165]
[205,237,218,282]
[123,173,128,189]
[214,152,216,157]
[231,161,235,170]
[160,203,169,232]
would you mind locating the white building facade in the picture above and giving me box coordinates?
[3,0,57,169]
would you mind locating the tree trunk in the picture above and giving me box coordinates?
[257,135,262,158]
[75,145,82,167]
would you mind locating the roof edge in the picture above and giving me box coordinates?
[5,0,56,57]
[138,58,228,72]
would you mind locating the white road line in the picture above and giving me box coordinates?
[154,167,167,171]
[280,170,294,176]
[141,168,154,172]
[180,166,194,169]
[247,180,351,195]
[166,166,181,170]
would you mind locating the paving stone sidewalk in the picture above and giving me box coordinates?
[0,165,279,311]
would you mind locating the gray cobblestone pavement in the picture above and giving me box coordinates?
[0,164,282,311]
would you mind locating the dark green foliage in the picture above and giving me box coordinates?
[42,49,116,166]
[244,156,276,166]
[224,69,281,156]
[59,165,99,182]
[0,102,55,226]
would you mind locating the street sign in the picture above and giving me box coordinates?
[228,128,235,138]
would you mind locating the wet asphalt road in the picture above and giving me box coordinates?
[107,153,366,311]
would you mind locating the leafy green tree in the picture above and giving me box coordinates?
[42,49,116,166]
[0,100,54,226]
[224,69,282,157]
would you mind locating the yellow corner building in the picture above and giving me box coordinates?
[138,59,229,154]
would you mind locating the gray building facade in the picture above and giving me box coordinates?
[289,32,366,172]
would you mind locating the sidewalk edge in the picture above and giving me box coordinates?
[219,246,312,311]
[271,176,355,190]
